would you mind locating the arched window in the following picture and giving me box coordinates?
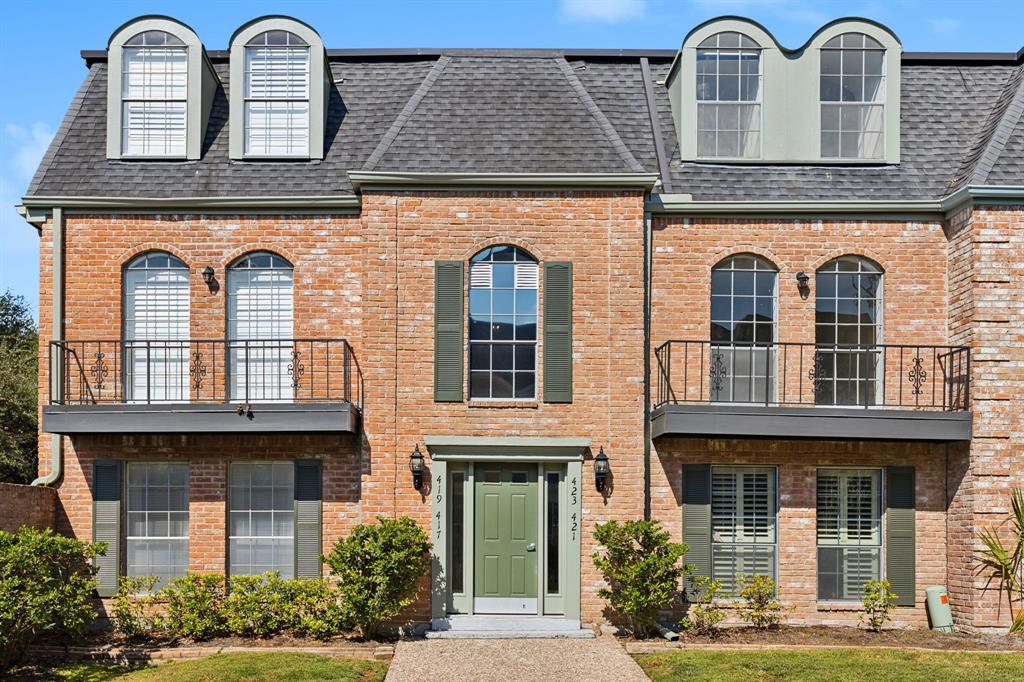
[815,255,883,405]
[227,252,294,401]
[121,31,188,156]
[820,33,885,159]
[469,246,538,400]
[123,251,190,402]
[244,30,310,156]
[710,254,777,402]
[696,32,762,159]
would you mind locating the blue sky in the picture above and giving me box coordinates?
[2,0,1023,319]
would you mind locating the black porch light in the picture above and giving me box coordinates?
[202,266,216,285]
[409,445,426,490]
[594,447,611,493]
[795,271,810,299]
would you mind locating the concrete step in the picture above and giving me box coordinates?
[426,615,595,639]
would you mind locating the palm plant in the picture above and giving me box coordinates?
[975,488,1024,632]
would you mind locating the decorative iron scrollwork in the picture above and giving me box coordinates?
[89,351,108,395]
[189,350,207,393]
[709,352,728,393]
[908,356,927,395]
[808,351,827,396]
[288,349,305,389]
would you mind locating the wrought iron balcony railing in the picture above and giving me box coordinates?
[654,340,970,411]
[49,339,359,407]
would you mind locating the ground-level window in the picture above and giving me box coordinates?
[711,466,777,594]
[817,468,881,600]
[126,462,189,587]
[229,462,294,578]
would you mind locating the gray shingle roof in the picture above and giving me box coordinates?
[25,50,1024,201]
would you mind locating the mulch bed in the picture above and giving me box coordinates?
[623,625,1024,653]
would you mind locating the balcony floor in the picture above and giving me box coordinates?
[42,402,359,435]
[651,403,972,442]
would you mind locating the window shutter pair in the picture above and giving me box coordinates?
[92,459,324,596]
[433,260,573,402]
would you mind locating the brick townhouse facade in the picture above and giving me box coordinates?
[17,14,1024,633]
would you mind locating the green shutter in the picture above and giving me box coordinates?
[434,261,464,401]
[92,460,121,598]
[886,466,916,606]
[683,463,711,598]
[543,262,573,403]
[294,460,323,579]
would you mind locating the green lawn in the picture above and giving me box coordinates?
[636,648,1024,682]
[30,652,387,682]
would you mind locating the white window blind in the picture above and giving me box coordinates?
[244,33,310,156]
[123,253,190,402]
[229,462,294,578]
[126,463,189,589]
[711,466,777,594]
[817,468,881,600]
[121,40,187,156]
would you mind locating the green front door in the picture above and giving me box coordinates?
[474,464,539,614]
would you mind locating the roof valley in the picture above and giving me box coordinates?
[971,63,1024,184]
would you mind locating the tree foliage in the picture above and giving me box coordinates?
[0,291,38,484]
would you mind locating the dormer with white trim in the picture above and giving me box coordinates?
[228,16,331,160]
[106,16,219,160]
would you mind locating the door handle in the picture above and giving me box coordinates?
[526,543,536,552]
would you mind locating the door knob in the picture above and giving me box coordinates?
[526,543,536,552]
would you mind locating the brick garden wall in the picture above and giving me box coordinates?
[0,482,57,534]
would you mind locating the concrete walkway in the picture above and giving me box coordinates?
[384,637,649,682]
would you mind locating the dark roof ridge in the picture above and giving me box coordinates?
[556,57,645,173]
[27,65,98,196]
[972,63,1024,184]
[362,55,450,171]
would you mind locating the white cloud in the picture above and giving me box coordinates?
[928,17,961,35]
[692,0,826,26]
[4,122,54,181]
[561,0,646,24]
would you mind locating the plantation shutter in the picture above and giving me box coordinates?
[683,464,711,597]
[294,460,323,579]
[886,466,916,606]
[92,460,122,598]
[434,261,464,401]
[543,262,573,403]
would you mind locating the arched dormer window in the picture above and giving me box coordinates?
[820,33,886,159]
[696,32,762,159]
[107,16,216,160]
[229,17,329,160]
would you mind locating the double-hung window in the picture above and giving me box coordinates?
[696,31,762,159]
[229,462,294,578]
[469,246,539,400]
[817,468,882,600]
[711,466,777,594]
[244,30,310,156]
[820,33,885,159]
[126,463,189,587]
[121,31,188,156]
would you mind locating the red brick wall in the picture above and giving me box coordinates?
[0,482,57,533]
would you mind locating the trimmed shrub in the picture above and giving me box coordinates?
[159,574,227,641]
[0,527,103,671]
[324,516,431,639]
[592,519,689,637]
[112,575,162,639]
[861,579,898,632]
[737,574,783,630]
[679,576,726,637]
[283,578,348,640]
[223,573,292,638]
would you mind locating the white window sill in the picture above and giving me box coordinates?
[468,399,539,409]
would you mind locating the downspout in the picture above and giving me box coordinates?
[32,206,63,487]
[643,208,652,521]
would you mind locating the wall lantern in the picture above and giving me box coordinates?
[202,266,216,286]
[795,271,810,299]
[409,445,426,490]
[594,447,611,493]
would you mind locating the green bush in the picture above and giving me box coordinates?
[159,574,227,641]
[0,527,103,671]
[592,519,689,637]
[223,573,292,638]
[112,575,162,639]
[324,516,431,639]
[861,579,898,632]
[679,576,726,637]
[737,574,783,630]
[283,578,348,640]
